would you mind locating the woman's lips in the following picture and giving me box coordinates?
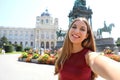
[72,34,80,38]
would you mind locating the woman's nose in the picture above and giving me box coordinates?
[75,29,80,33]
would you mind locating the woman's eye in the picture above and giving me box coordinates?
[80,28,85,31]
[72,26,77,29]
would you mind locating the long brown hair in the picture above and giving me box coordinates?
[55,17,96,78]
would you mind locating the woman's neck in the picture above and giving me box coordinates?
[72,44,83,53]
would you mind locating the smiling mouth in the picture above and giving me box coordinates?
[72,34,80,38]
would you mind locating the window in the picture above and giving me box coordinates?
[31,42,33,46]
[41,34,44,39]
[46,34,49,39]
[25,42,28,46]
[41,42,44,48]
[46,19,48,23]
[20,42,23,46]
[37,18,39,21]
[51,42,54,48]
[51,34,54,39]
[41,19,43,24]
[46,42,49,49]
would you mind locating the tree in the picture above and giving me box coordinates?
[0,36,9,48]
[116,38,120,46]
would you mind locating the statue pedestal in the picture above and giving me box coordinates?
[96,38,115,52]
[56,41,64,49]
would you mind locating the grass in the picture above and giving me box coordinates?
[9,51,23,54]
[0,51,23,54]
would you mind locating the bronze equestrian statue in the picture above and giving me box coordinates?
[97,21,115,36]
[56,29,66,40]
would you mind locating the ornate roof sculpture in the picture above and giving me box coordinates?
[74,0,86,8]
[41,9,50,16]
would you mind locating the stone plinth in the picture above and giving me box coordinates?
[96,38,115,51]
[56,41,64,49]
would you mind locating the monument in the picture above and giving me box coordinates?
[97,21,115,38]
[67,0,116,52]
[96,21,115,51]
[68,0,93,27]
[56,29,66,49]
[56,0,93,49]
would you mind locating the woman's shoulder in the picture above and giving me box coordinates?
[86,49,97,57]
[84,48,93,53]
[85,48,95,59]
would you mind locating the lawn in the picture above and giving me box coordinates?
[0,51,23,54]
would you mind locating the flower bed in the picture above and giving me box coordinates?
[101,47,120,62]
[18,49,57,65]
[104,53,120,62]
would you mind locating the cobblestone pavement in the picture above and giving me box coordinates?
[0,54,105,80]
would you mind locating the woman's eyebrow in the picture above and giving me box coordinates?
[72,24,77,26]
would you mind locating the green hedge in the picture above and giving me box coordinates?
[16,45,23,51]
[4,45,14,53]
[24,47,31,52]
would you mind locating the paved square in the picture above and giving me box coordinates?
[0,54,105,80]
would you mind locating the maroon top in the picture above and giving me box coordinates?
[59,48,92,80]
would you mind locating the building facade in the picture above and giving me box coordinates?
[0,9,58,50]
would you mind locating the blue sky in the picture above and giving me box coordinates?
[0,0,120,40]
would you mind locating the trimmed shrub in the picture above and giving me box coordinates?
[24,47,31,52]
[16,45,23,51]
[4,45,14,53]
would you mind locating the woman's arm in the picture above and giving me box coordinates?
[88,52,120,80]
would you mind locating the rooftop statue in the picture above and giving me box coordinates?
[74,0,86,7]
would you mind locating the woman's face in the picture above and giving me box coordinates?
[69,20,88,44]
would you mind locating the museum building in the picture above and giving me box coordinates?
[0,9,58,49]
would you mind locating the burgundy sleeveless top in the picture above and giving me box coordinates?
[59,48,92,80]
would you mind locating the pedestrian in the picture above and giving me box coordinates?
[54,17,120,80]
[1,48,5,54]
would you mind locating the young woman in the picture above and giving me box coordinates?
[54,17,120,80]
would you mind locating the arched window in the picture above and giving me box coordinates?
[41,19,43,24]
[41,42,44,48]
[20,42,23,46]
[51,42,54,48]
[31,42,33,46]
[46,42,49,49]
[25,42,28,46]
[46,19,48,23]
[15,41,17,45]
